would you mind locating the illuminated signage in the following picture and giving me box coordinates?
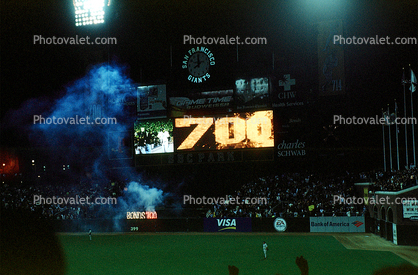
[274,218,287,232]
[271,74,305,108]
[174,110,274,151]
[170,90,233,110]
[167,151,237,164]
[204,218,252,232]
[235,77,270,109]
[169,90,234,117]
[403,200,418,219]
[126,211,157,219]
[277,139,306,157]
[134,119,173,154]
[137,85,167,119]
[108,131,133,160]
[108,85,137,115]
[182,47,215,83]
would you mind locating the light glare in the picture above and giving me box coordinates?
[73,0,107,27]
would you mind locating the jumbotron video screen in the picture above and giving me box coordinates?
[174,110,274,151]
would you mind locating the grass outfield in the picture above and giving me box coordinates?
[59,233,410,275]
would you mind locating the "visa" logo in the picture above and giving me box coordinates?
[217,219,237,227]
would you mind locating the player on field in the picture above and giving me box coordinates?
[88,229,92,241]
[263,241,268,259]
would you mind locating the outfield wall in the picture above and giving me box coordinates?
[310,217,365,232]
[367,186,418,246]
[54,217,345,234]
[53,215,416,245]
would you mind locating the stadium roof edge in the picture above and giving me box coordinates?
[375,185,418,196]
[354,182,373,186]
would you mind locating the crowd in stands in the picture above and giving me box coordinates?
[206,172,362,219]
[359,168,417,192]
[1,177,123,220]
[206,168,417,219]
[1,168,416,220]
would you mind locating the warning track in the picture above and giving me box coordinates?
[333,233,418,266]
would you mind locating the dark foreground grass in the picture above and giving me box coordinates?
[59,233,409,275]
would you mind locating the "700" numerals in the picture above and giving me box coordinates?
[175,110,274,150]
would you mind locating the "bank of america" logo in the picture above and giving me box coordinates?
[352,221,364,227]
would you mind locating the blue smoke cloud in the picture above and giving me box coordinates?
[4,62,165,226]
[33,63,132,147]
[25,63,138,178]
[117,181,164,215]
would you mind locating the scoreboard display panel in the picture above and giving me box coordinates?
[134,119,174,154]
[174,110,274,151]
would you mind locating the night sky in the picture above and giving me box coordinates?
[1,0,417,175]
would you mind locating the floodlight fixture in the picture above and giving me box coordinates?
[73,0,111,27]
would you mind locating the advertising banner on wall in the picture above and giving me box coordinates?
[169,89,234,117]
[310,217,365,232]
[235,77,271,110]
[402,200,418,219]
[108,131,133,160]
[273,218,287,232]
[274,110,309,159]
[393,223,397,245]
[135,148,274,166]
[317,20,345,96]
[137,85,167,119]
[204,218,252,232]
[271,73,305,108]
[107,85,137,116]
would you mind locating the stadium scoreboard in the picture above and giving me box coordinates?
[134,110,275,165]
[109,75,309,166]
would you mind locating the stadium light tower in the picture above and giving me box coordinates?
[73,0,111,27]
